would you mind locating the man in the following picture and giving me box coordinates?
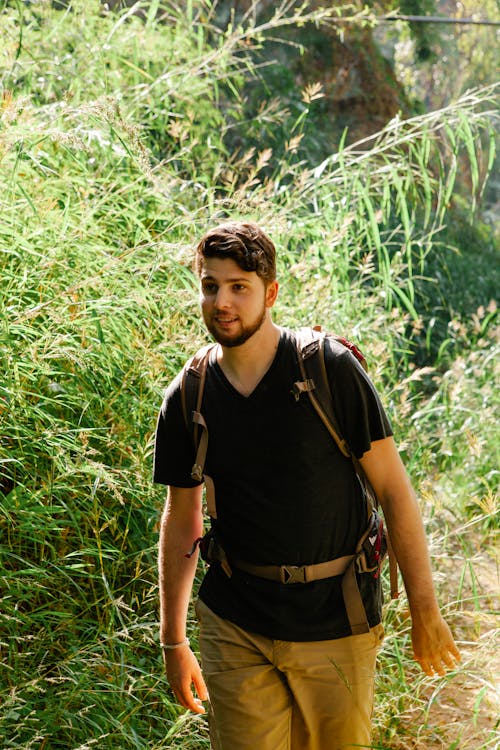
[154,221,460,750]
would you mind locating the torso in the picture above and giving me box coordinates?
[154,327,393,640]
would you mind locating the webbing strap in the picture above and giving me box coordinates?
[231,554,354,584]
[295,328,351,458]
[191,410,208,483]
[294,326,399,616]
[191,409,217,518]
[341,561,371,634]
[296,328,391,519]
[182,344,219,517]
[181,343,215,429]
[230,552,370,634]
[204,474,217,520]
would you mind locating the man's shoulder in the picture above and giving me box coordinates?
[159,369,184,412]
[291,327,362,367]
[184,341,218,370]
[167,342,217,391]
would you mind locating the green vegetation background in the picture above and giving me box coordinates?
[0,2,498,748]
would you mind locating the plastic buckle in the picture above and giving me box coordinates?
[280,565,307,584]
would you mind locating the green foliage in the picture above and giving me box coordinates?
[390,0,500,115]
[366,0,442,60]
[0,1,498,748]
[398,0,440,60]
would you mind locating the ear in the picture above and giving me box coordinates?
[265,280,279,308]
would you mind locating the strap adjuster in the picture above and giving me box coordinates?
[355,550,380,575]
[291,379,315,402]
[191,463,203,482]
[280,565,307,584]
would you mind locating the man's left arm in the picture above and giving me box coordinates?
[360,436,461,676]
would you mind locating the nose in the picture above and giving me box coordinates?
[214,287,230,309]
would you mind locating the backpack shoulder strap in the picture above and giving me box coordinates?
[180,343,215,432]
[294,327,377,513]
[180,343,217,490]
[293,327,352,459]
[294,326,399,598]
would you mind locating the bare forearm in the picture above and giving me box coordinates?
[157,485,208,713]
[360,437,460,674]
[360,438,438,609]
[158,487,204,643]
[381,486,439,614]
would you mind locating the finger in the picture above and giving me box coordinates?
[430,641,461,674]
[416,657,434,676]
[174,686,206,714]
[432,660,446,677]
[441,649,459,670]
[193,671,209,702]
[191,697,206,714]
[183,695,206,714]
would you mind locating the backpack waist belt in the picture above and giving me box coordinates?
[230,554,354,584]
[193,532,377,636]
[229,552,372,635]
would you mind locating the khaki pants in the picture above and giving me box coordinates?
[196,599,384,750]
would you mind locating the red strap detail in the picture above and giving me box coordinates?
[335,336,366,366]
[184,537,203,559]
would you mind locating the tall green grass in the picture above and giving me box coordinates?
[1,1,498,747]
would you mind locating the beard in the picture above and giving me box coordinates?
[205,304,267,348]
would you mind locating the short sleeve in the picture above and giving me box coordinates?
[324,338,393,458]
[153,371,202,487]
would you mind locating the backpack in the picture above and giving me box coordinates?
[180,326,398,635]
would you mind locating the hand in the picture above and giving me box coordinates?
[163,645,208,714]
[411,611,461,676]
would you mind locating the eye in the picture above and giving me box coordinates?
[202,282,218,294]
[233,283,247,292]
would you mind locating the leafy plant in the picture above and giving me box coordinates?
[0,1,498,748]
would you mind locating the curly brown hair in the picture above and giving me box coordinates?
[194,222,276,283]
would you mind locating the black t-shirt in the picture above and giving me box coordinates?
[154,328,393,640]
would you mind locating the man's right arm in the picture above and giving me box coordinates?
[158,484,208,714]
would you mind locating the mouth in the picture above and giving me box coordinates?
[215,316,238,326]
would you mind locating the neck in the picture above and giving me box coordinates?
[217,318,281,394]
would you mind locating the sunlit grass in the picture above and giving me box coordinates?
[0,1,498,748]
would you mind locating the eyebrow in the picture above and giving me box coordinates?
[201,275,250,283]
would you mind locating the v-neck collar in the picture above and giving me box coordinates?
[211,328,286,400]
